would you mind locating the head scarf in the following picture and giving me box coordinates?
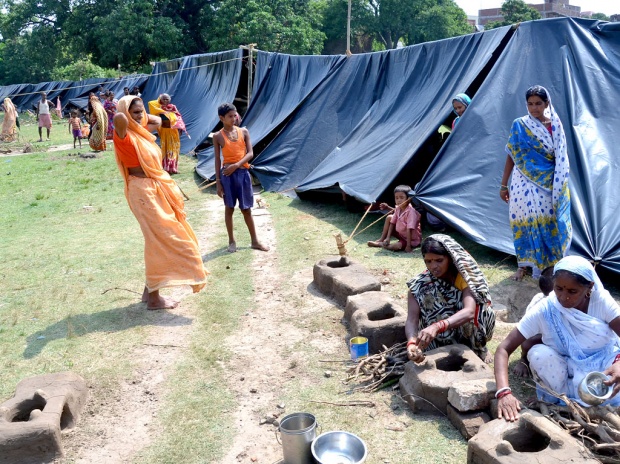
[554,256,602,292]
[452,93,471,117]
[425,234,490,305]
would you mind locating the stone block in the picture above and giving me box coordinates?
[446,404,490,440]
[344,291,392,322]
[448,379,497,412]
[0,372,89,464]
[312,256,381,306]
[467,410,599,463]
[347,293,407,354]
[399,344,493,415]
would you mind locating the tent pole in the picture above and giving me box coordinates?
[346,0,352,56]
[247,44,255,109]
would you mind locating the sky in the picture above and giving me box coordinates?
[454,0,619,17]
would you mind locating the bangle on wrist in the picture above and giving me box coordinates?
[407,340,417,348]
[495,387,512,399]
[500,186,508,191]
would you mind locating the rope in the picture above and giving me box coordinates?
[344,197,412,244]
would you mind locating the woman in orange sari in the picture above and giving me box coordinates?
[113,95,207,309]
[148,94,188,174]
[89,95,107,152]
[1,98,18,142]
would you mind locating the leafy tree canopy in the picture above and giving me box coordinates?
[485,0,542,30]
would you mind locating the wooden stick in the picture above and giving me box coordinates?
[308,400,375,407]
[347,202,373,243]
[101,287,142,296]
[345,197,413,243]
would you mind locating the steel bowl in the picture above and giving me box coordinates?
[311,431,367,464]
[578,371,613,406]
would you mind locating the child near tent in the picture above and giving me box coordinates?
[68,111,82,149]
[213,103,269,253]
[368,185,421,252]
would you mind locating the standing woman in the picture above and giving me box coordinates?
[148,94,187,174]
[104,92,117,140]
[113,95,207,309]
[1,98,18,142]
[500,86,571,280]
[88,95,107,152]
[451,93,471,130]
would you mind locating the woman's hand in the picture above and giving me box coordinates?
[500,188,509,203]
[603,361,620,397]
[416,324,439,350]
[407,340,425,363]
[497,393,521,422]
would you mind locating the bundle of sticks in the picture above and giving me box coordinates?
[531,393,620,463]
[344,342,409,393]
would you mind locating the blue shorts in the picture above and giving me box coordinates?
[220,168,254,210]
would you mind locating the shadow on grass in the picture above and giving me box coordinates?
[23,303,193,359]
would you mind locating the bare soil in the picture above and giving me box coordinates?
[58,193,342,463]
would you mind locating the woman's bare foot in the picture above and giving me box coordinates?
[483,350,494,364]
[511,267,526,281]
[141,286,149,303]
[512,360,530,378]
[227,242,237,253]
[251,241,269,252]
[367,240,383,248]
[147,294,179,310]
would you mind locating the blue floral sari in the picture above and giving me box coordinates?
[505,92,571,272]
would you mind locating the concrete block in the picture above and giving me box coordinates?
[399,344,493,415]
[505,280,540,322]
[468,410,599,463]
[348,293,407,354]
[0,372,89,464]
[312,256,381,306]
[344,291,393,322]
[446,404,490,440]
[448,379,497,412]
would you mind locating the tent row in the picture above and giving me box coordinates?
[3,18,619,275]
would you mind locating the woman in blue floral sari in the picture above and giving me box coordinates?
[500,86,571,280]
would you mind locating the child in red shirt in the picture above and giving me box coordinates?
[368,185,421,252]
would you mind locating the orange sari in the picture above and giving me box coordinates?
[114,95,207,293]
[1,98,18,142]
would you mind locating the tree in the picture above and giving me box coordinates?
[319,0,375,54]
[408,0,474,45]
[485,0,541,30]
[205,0,325,55]
[590,13,610,21]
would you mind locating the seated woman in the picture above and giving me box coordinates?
[405,234,496,363]
[495,256,620,422]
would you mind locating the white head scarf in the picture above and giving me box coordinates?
[554,255,602,292]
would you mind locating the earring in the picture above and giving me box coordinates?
[586,290,592,298]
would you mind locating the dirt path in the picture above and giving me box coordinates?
[59,195,219,463]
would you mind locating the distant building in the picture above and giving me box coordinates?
[478,0,582,27]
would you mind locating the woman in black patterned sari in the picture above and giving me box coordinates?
[405,234,496,363]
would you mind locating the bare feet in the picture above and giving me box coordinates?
[147,295,179,310]
[251,241,269,252]
[141,286,149,303]
[511,267,526,281]
[483,350,494,364]
[367,240,383,248]
[227,242,237,253]
[512,360,530,378]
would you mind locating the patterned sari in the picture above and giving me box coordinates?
[89,97,107,152]
[506,90,571,273]
[1,98,18,142]
[407,234,495,359]
[103,99,117,140]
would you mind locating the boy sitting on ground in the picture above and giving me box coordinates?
[367,185,421,252]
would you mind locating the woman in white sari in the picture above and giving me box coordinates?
[494,256,620,421]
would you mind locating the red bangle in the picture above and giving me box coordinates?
[407,340,417,348]
[613,354,620,364]
[496,390,512,399]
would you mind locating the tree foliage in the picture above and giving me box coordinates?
[0,0,473,85]
[485,0,542,30]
